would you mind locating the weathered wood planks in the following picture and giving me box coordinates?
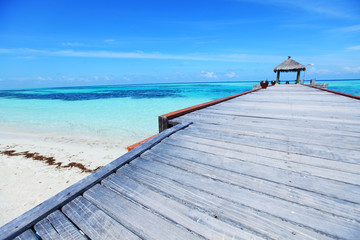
[62,196,139,240]
[2,84,359,240]
[102,173,262,240]
[34,210,86,240]
[116,164,333,240]
[84,184,201,240]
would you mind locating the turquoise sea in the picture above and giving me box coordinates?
[0,79,359,147]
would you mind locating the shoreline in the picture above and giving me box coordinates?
[0,128,129,226]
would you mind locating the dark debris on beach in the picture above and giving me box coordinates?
[0,149,102,173]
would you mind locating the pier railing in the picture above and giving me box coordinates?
[158,88,261,132]
[127,88,261,151]
[304,84,360,100]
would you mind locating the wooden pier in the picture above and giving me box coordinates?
[1,84,360,239]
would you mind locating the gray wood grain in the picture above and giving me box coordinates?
[34,210,87,240]
[200,105,360,122]
[62,196,139,240]
[173,114,360,138]
[141,146,360,221]
[84,184,201,240]
[162,136,360,185]
[102,173,263,240]
[180,126,360,163]
[171,130,360,174]
[187,120,360,150]
[45,210,87,240]
[130,157,360,239]
[12,229,38,240]
[34,218,62,240]
[117,164,334,240]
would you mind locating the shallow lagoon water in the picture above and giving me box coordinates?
[0,80,358,147]
[0,82,255,146]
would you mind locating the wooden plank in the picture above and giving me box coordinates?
[130,157,360,239]
[173,110,360,135]
[62,196,139,240]
[0,121,192,240]
[212,100,360,113]
[150,140,360,203]
[13,229,38,240]
[102,173,263,240]
[174,113,360,138]
[84,184,201,240]
[198,107,360,124]
[180,127,360,163]
[141,148,360,221]
[34,210,87,240]
[203,98,360,117]
[171,131,360,174]
[189,97,360,116]
[218,96,357,104]
[165,133,360,182]
[46,210,87,240]
[186,121,360,150]
[117,164,333,240]
[207,103,360,118]
[174,111,360,133]
[34,218,61,240]
[239,85,357,102]
[186,121,360,145]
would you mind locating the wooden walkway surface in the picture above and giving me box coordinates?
[2,84,360,239]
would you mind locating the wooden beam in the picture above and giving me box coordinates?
[158,115,169,132]
[127,134,158,152]
[296,70,301,84]
[0,121,192,240]
[276,71,280,83]
[305,85,360,100]
[158,88,261,132]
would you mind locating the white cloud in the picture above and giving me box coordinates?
[37,76,53,81]
[344,66,360,73]
[225,72,237,78]
[0,49,12,53]
[0,48,283,63]
[201,71,217,78]
[13,56,36,60]
[234,0,357,18]
[61,42,85,47]
[60,75,76,81]
[308,68,335,74]
[333,24,360,32]
[347,45,360,51]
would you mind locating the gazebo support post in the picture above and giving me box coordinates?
[276,71,280,84]
[296,70,301,84]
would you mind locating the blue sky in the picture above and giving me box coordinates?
[0,0,360,89]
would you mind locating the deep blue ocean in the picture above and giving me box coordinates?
[0,79,359,147]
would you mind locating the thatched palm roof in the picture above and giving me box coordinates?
[274,56,305,72]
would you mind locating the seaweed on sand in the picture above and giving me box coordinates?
[0,149,102,173]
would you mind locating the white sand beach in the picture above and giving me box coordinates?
[0,128,129,226]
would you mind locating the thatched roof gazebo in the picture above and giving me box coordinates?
[274,56,306,84]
